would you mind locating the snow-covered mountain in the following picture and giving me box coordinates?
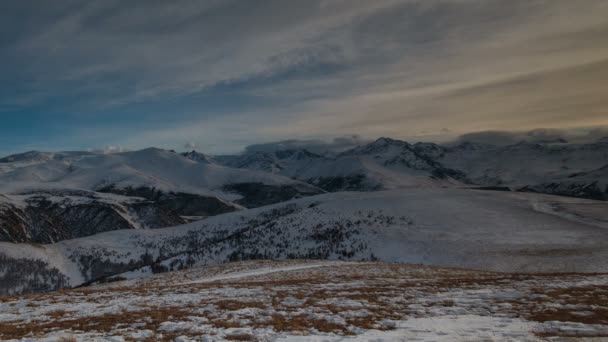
[0,148,323,243]
[520,164,608,200]
[213,138,608,199]
[2,188,607,294]
[437,140,608,186]
[435,140,608,198]
[214,138,468,191]
[2,138,608,295]
[215,149,326,175]
[181,150,216,164]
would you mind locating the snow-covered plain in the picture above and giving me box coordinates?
[1,260,607,341]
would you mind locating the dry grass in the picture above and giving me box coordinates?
[224,333,257,341]
[535,331,608,338]
[46,309,72,318]
[211,319,243,329]
[262,313,352,334]
[3,261,608,340]
[0,306,195,340]
[214,299,267,310]
[498,285,608,326]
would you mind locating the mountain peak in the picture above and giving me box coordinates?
[370,137,406,147]
[181,150,214,164]
[274,149,322,160]
[341,137,410,157]
[0,150,54,163]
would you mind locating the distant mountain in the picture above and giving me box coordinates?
[520,164,608,200]
[2,136,607,243]
[0,148,323,243]
[212,137,608,200]
[215,138,468,191]
[181,150,215,164]
[435,140,608,195]
[215,149,325,174]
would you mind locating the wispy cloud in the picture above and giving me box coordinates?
[1,0,607,154]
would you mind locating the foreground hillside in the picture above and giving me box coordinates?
[1,260,607,341]
[2,189,607,295]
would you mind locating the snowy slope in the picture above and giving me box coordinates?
[0,148,324,243]
[2,188,607,294]
[0,148,320,195]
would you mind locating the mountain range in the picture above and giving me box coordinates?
[2,137,608,245]
[1,137,608,295]
[213,137,608,197]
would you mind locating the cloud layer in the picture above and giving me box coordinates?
[1,0,607,154]
[452,127,608,146]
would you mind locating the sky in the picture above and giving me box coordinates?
[1,0,608,156]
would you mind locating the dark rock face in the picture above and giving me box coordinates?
[222,182,324,208]
[309,175,375,192]
[53,203,135,238]
[130,202,187,228]
[181,151,215,164]
[0,182,324,243]
[98,186,240,217]
[430,167,470,182]
[0,196,186,243]
[519,182,608,201]
[0,203,31,243]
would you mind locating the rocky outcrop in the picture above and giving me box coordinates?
[97,186,241,217]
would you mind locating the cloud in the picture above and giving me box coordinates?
[184,141,197,150]
[86,145,129,154]
[451,126,608,146]
[243,135,371,154]
[1,0,608,154]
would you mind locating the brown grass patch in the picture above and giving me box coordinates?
[520,285,608,325]
[211,319,243,329]
[46,309,71,318]
[535,331,608,338]
[58,336,78,342]
[224,333,257,341]
[0,306,196,340]
[214,300,266,310]
[264,313,347,333]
